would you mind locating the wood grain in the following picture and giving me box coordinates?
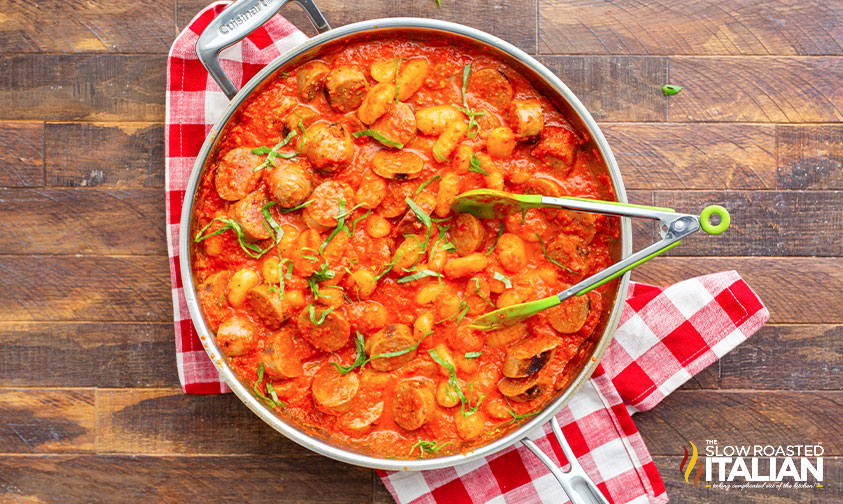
[653,456,839,503]
[539,0,843,56]
[667,57,843,123]
[636,391,842,456]
[0,55,166,121]
[0,389,95,453]
[778,125,843,190]
[650,191,843,256]
[0,256,171,322]
[0,455,372,503]
[537,56,667,122]
[0,122,43,188]
[0,0,176,54]
[95,389,312,456]
[602,123,776,190]
[0,189,166,255]
[45,123,165,188]
[0,323,178,388]
[631,257,843,324]
[719,325,842,390]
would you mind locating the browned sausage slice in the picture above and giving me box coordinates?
[326,66,369,112]
[265,159,313,208]
[525,176,562,198]
[546,233,589,276]
[296,61,330,101]
[283,106,320,136]
[392,379,436,431]
[547,295,590,334]
[508,100,544,139]
[371,150,424,180]
[304,122,354,171]
[231,187,271,241]
[451,213,486,256]
[261,328,304,378]
[339,400,384,433]
[296,307,351,352]
[369,101,416,147]
[198,271,230,329]
[467,68,513,109]
[215,147,263,201]
[302,180,355,231]
[497,375,542,402]
[245,284,290,329]
[531,126,580,173]
[502,333,559,378]
[365,324,417,372]
[215,315,256,356]
[312,364,360,414]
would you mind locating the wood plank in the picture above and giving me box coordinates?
[537,56,667,122]
[0,455,372,503]
[0,256,171,322]
[538,0,843,56]
[373,474,393,504]
[778,125,843,190]
[0,323,178,388]
[0,0,176,53]
[602,123,776,190]
[667,57,843,123]
[652,456,840,502]
[719,325,842,390]
[636,391,842,456]
[651,191,843,256]
[45,123,165,188]
[95,389,312,456]
[0,122,43,188]
[0,389,95,453]
[0,55,165,122]
[631,257,843,324]
[0,189,166,255]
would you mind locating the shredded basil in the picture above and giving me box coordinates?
[428,348,484,417]
[332,331,431,375]
[535,233,574,272]
[194,217,275,259]
[662,84,683,96]
[296,112,307,151]
[432,145,450,162]
[397,269,442,284]
[279,200,313,213]
[319,199,348,255]
[307,304,334,325]
[253,362,286,408]
[452,63,485,138]
[405,196,433,252]
[374,250,403,281]
[350,209,372,234]
[436,300,470,325]
[464,351,482,360]
[307,262,336,299]
[353,129,404,148]
[416,174,441,195]
[409,438,453,458]
[251,130,299,171]
[469,277,495,308]
[494,271,513,289]
[486,221,504,256]
[468,153,488,176]
[507,409,540,425]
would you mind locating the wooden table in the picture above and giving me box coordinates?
[0,0,840,502]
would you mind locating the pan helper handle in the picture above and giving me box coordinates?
[196,0,331,99]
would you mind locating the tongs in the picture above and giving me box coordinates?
[451,189,730,331]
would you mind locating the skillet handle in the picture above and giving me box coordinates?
[521,417,610,504]
[195,0,331,99]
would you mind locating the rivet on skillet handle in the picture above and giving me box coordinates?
[521,417,610,504]
[196,0,331,99]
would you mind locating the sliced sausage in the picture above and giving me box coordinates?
[326,66,369,112]
[304,122,354,171]
[508,100,544,139]
[547,295,590,334]
[302,180,355,231]
[245,284,290,329]
[339,401,384,433]
[296,307,351,352]
[497,375,541,402]
[265,160,313,208]
[365,324,417,372]
[371,149,424,180]
[296,61,330,101]
[358,82,396,125]
[415,105,466,136]
[531,126,580,173]
[215,315,257,356]
[545,233,589,275]
[392,379,436,431]
[283,106,320,136]
[261,328,304,378]
[312,364,360,414]
[502,333,559,378]
[215,147,263,201]
[370,101,416,147]
[231,187,271,241]
[467,68,513,109]
[525,176,562,198]
[486,322,529,348]
[198,271,230,329]
[451,213,485,256]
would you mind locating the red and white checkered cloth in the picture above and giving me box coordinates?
[164,5,770,503]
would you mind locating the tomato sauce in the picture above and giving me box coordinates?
[190,36,618,459]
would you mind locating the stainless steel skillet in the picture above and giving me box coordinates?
[179,0,631,498]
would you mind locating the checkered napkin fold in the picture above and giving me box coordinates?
[164,5,770,503]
